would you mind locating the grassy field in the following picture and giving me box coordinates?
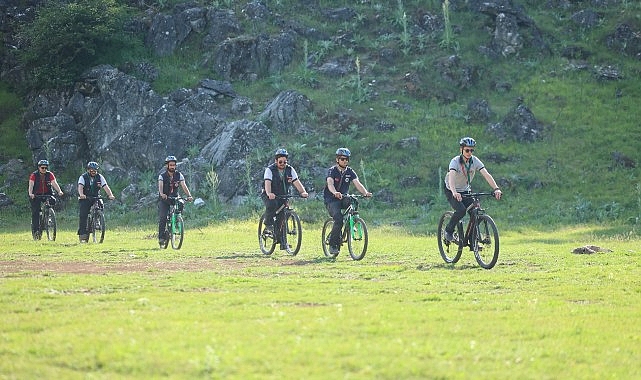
[1,221,640,379]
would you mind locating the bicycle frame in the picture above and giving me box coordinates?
[258,195,303,256]
[322,194,369,261]
[162,196,186,250]
[342,196,364,241]
[85,196,105,243]
[437,191,500,269]
[34,195,56,241]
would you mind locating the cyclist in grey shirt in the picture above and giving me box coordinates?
[443,137,502,242]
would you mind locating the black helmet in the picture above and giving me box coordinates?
[459,137,476,147]
[37,159,49,167]
[275,148,289,158]
[335,147,351,157]
[165,155,177,164]
[87,161,99,170]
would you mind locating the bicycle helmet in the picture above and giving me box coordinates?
[274,148,289,158]
[459,137,476,147]
[165,155,177,164]
[335,147,351,157]
[87,161,99,170]
[37,159,49,167]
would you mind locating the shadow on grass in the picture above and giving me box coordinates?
[419,263,481,271]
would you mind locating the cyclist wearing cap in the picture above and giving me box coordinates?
[28,159,64,240]
[77,161,116,242]
[261,148,308,248]
[323,148,372,256]
[158,155,193,247]
[443,137,502,242]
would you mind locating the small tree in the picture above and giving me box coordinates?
[18,0,131,89]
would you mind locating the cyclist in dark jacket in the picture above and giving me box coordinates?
[28,159,64,240]
[443,137,502,242]
[158,155,193,247]
[262,148,308,249]
[77,161,116,242]
[323,148,372,256]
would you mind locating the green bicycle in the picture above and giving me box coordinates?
[161,196,186,250]
[321,194,369,260]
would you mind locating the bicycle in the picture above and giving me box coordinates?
[321,194,369,260]
[437,192,500,269]
[258,195,302,256]
[160,196,186,250]
[32,195,57,241]
[85,196,106,243]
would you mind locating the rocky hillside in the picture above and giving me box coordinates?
[1,0,639,225]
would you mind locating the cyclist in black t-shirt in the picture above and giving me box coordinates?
[323,148,372,256]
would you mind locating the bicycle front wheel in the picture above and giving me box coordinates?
[321,219,336,258]
[258,213,276,255]
[283,211,302,256]
[473,214,500,269]
[437,211,464,264]
[92,211,105,243]
[45,208,56,241]
[347,216,368,261]
[171,214,184,250]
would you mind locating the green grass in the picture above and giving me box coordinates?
[1,221,640,378]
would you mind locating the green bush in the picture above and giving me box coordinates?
[17,0,131,89]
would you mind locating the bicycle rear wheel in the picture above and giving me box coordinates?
[283,211,302,256]
[321,219,336,258]
[347,216,368,261]
[258,213,276,255]
[473,214,500,269]
[171,214,184,250]
[437,211,464,264]
[45,208,56,241]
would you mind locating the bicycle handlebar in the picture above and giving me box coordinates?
[34,195,56,199]
[462,191,498,198]
[167,196,190,201]
[274,194,306,199]
[344,193,369,198]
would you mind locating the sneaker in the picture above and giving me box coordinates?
[280,244,291,251]
[79,234,88,243]
[329,245,340,255]
[444,230,454,242]
[263,225,274,236]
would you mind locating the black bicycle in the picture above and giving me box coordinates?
[33,195,57,241]
[437,192,500,269]
[161,196,186,250]
[258,195,302,256]
[322,194,369,260]
[85,196,106,243]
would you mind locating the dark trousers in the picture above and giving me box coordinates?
[326,197,351,247]
[158,199,170,238]
[445,191,474,233]
[78,199,92,236]
[263,197,285,238]
[30,197,46,233]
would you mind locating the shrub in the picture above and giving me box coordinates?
[17,0,131,89]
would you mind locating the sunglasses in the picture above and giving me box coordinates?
[277,160,287,164]
[338,157,350,161]
[39,166,48,169]
[464,148,475,153]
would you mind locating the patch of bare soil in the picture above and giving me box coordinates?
[0,256,325,275]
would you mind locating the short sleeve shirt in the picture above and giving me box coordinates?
[444,156,485,193]
[30,171,56,195]
[78,173,108,190]
[323,165,358,202]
